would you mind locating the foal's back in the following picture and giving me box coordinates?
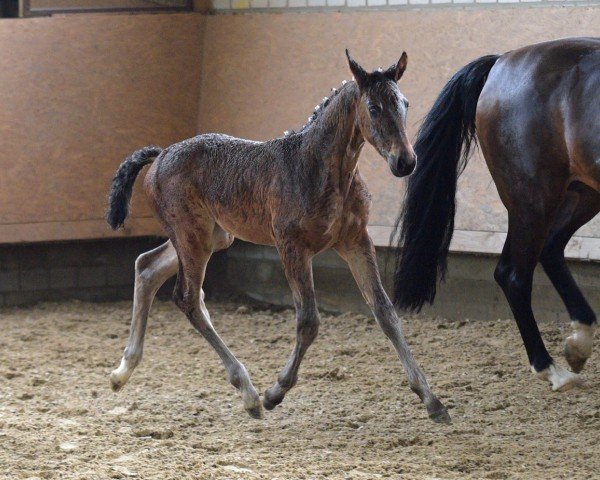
[143,132,310,245]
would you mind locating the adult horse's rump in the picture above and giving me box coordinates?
[393,37,600,391]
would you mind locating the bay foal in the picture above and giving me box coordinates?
[107,51,450,423]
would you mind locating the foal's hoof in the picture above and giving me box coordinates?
[262,388,284,411]
[246,404,264,420]
[262,395,278,411]
[427,399,451,424]
[534,363,581,392]
[429,407,451,424]
[109,371,127,393]
[241,388,264,419]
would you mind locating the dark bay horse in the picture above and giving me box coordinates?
[106,51,450,423]
[393,37,599,391]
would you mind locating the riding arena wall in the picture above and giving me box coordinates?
[1,3,599,317]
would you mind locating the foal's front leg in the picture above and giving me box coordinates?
[263,245,320,410]
[336,232,450,423]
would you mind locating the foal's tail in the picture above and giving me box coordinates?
[391,54,500,312]
[106,146,162,230]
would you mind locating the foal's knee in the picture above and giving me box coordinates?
[172,288,196,318]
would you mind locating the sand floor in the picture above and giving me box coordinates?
[0,300,598,479]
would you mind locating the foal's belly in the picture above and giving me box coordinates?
[213,213,276,246]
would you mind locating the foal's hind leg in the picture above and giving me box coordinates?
[335,231,450,423]
[110,240,178,391]
[539,182,600,372]
[172,224,262,419]
[263,243,319,410]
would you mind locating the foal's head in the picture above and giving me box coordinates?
[346,50,416,177]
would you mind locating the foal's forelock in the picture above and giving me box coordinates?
[375,81,406,115]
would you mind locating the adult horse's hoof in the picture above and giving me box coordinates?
[565,345,588,374]
[534,363,581,392]
[564,322,595,373]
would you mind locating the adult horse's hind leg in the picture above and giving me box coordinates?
[539,182,600,372]
[335,231,450,423]
[110,240,178,392]
[494,200,580,391]
[172,223,262,419]
[263,242,320,411]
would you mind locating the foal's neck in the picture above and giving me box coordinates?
[302,82,364,192]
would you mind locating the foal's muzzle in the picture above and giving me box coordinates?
[388,151,417,178]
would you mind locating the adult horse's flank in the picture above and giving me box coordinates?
[106,51,450,423]
[393,37,600,391]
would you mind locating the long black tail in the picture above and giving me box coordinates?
[106,146,162,230]
[391,54,500,312]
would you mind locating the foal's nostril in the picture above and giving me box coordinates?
[391,152,417,177]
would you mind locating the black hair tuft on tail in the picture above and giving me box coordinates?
[106,146,162,230]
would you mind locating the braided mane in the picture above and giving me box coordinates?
[284,79,351,137]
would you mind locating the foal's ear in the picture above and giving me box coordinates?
[345,49,369,90]
[384,52,408,82]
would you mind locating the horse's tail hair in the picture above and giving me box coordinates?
[391,54,500,312]
[106,146,162,230]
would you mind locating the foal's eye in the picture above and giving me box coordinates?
[368,104,381,116]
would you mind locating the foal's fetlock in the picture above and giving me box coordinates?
[227,366,263,419]
[533,362,581,391]
[565,321,595,373]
